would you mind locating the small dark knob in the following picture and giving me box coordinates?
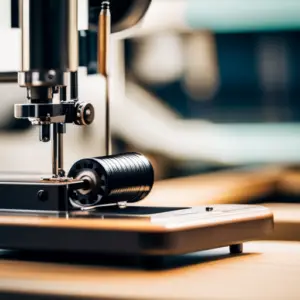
[37,190,48,202]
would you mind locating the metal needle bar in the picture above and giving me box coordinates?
[52,123,59,177]
[58,123,66,176]
[98,1,112,156]
[57,87,68,177]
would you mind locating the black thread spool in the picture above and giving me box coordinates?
[68,153,154,208]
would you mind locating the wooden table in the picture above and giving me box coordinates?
[0,167,298,299]
[0,241,299,299]
[276,169,300,196]
[142,166,280,207]
[265,203,300,241]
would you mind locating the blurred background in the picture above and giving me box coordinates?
[1,0,300,181]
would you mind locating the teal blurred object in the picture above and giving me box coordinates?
[186,0,300,32]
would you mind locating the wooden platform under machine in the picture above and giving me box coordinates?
[0,204,273,256]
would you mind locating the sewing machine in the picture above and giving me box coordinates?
[0,0,273,258]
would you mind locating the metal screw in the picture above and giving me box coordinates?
[118,201,127,209]
[48,70,56,80]
[58,169,66,177]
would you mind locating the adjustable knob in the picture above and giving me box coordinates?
[74,102,95,126]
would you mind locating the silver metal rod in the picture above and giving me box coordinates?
[57,123,66,176]
[52,124,58,177]
[98,1,112,156]
[58,132,64,173]
[105,78,111,155]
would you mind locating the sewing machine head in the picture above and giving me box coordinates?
[2,0,154,213]
[0,1,274,258]
[14,0,151,177]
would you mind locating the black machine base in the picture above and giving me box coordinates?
[0,180,84,214]
[0,178,273,257]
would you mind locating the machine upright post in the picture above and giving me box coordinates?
[98,1,112,156]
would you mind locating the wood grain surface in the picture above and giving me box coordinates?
[141,166,281,207]
[0,241,299,300]
[276,169,300,196]
[265,203,300,241]
[0,167,299,299]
